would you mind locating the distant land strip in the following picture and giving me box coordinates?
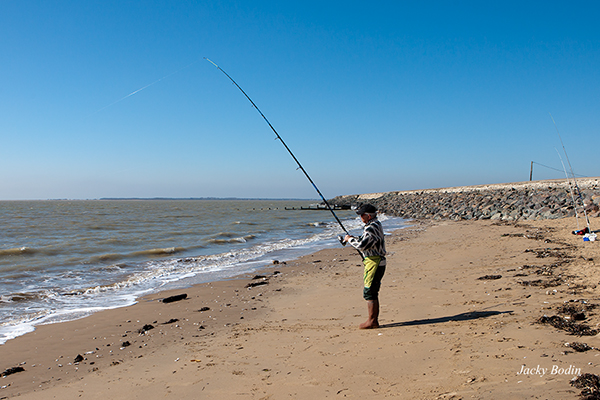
[98,197,318,201]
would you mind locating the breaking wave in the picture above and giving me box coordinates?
[0,247,35,256]
[90,247,187,262]
[207,233,257,244]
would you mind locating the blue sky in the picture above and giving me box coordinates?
[1,1,599,200]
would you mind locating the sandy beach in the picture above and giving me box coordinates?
[1,216,600,399]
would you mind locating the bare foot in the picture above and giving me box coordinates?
[359,320,379,329]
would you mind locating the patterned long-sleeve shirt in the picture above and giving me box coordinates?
[348,218,386,258]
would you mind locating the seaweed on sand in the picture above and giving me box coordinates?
[537,315,598,336]
[568,342,594,352]
[571,373,600,399]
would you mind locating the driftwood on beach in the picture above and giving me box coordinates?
[330,178,600,221]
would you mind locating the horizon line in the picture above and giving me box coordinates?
[0,197,321,202]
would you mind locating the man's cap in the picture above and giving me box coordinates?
[355,204,377,215]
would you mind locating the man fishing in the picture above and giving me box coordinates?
[207,60,389,327]
[345,204,387,329]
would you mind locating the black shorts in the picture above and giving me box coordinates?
[363,256,386,301]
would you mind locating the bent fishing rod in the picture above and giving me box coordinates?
[205,58,362,256]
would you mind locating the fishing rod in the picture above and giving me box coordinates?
[550,113,591,233]
[205,58,362,255]
[556,148,581,230]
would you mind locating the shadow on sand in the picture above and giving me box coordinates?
[380,310,512,329]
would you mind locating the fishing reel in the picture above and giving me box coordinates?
[338,235,347,246]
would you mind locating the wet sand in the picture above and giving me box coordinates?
[1,217,599,399]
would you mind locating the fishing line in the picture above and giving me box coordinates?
[86,59,200,118]
[205,58,361,255]
[550,114,576,182]
[531,161,586,177]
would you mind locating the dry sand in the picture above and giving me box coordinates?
[1,217,600,399]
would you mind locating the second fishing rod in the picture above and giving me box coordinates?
[205,58,363,259]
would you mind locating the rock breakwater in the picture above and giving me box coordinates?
[330,178,600,221]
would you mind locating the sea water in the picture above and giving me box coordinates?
[0,199,406,344]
